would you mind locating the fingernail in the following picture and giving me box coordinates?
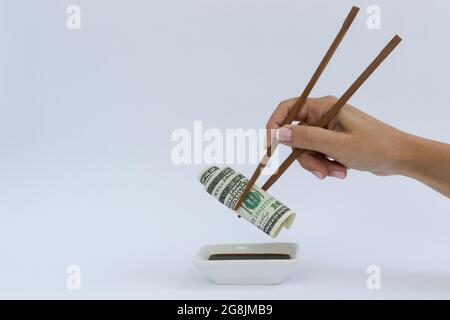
[330,170,346,179]
[312,170,325,180]
[277,127,292,144]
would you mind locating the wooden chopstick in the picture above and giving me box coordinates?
[261,35,402,191]
[233,6,360,211]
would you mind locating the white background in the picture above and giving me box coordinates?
[1,0,449,299]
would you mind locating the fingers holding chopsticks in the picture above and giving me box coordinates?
[265,96,342,150]
[265,96,412,178]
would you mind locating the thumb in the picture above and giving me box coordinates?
[277,125,346,158]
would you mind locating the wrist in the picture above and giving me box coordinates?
[394,132,422,178]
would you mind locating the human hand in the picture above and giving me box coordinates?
[266,96,407,180]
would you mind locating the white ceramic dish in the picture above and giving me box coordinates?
[193,242,298,285]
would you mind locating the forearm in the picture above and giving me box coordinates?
[397,133,450,197]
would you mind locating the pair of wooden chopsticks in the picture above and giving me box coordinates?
[234,6,402,210]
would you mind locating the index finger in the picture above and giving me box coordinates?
[265,98,297,149]
[265,97,322,149]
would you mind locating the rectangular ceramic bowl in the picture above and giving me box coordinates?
[193,242,298,285]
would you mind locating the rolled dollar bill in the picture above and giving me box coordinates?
[198,165,296,238]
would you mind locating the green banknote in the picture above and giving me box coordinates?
[198,165,296,238]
